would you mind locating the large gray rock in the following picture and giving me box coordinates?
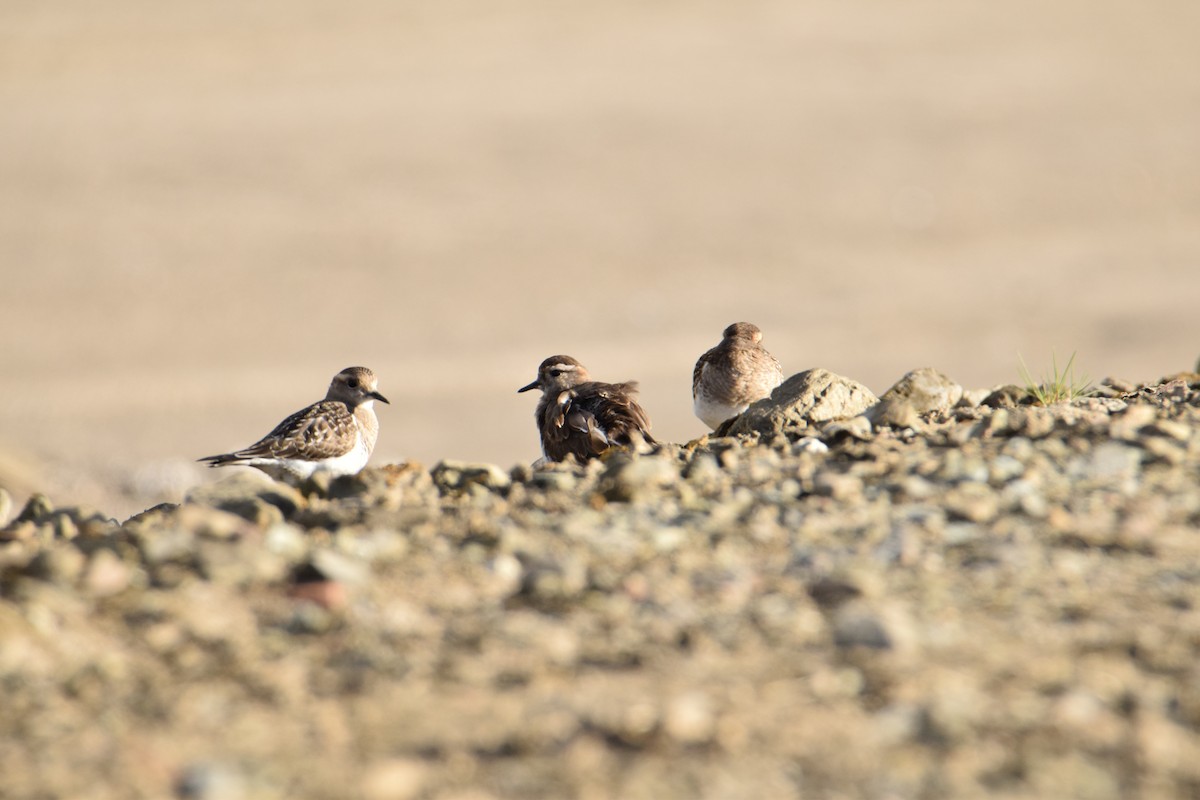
[868,368,964,428]
[723,369,879,437]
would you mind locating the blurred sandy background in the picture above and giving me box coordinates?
[1,0,1197,518]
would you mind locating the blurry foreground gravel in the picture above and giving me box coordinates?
[2,369,1199,800]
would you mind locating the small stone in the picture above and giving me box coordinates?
[664,692,715,744]
[48,512,78,540]
[793,436,831,453]
[1110,405,1158,439]
[84,549,133,596]
[1159,378,1190,400]
[25,546,85,585]
[1139,437,1185,465]
[1101,377,1136,394]
[832,604,892,650]
[982,385,1027,408]
[807,575,864,609]
[959,387,993,407]
[867,397,921,428]
[1015,407,1056,438]
[869,367,963,427]
[310,549,370,585]
[1004,480,1048,518]
[821,416,872,442]
[15,493,53,524]
[683,453,722,486]
[264,523,307,560]
[900,475,935,499]
[138,527,197,565]
[944,483,999,523]
[175,504,252,540]
[1149,419,1191,442]
[530,470,577,492]
[175,761,245,800]
[361,759,429,800]
[288,579,347,612]
[432,460,511,493]
[942,522,983,546]
[619,701,660,744]
[988,454,1025,483]
[814,472,863,502]
[600,455,678,502]
[1080,442,1142,487]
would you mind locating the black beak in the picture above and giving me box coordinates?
[517,379,539,394]
[369,391,390,404]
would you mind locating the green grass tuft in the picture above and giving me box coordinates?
[1018,351,1093,405]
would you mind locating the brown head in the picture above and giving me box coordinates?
[518,355,591,395]
[326,366,390,407]
[722,322,763,344]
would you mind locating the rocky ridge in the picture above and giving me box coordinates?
[1,369,1199,799]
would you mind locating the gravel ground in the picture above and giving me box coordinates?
[1,370,1199,800]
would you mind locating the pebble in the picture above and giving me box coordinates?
[24,546,85,584]
[15,493,53,524]
[944,483,999,523]
[664,692,716,744]
[310,548,370,585]
[432,460,512,493]
[814,472,863,502]
[792,434,830,453]
[175,761,246,800]
[530,470,576,492]
[361,759,428,800]
[869,367,963,425]
[601,455,678,502]
[84,549,133,596]
[1079,442,1142,488]
[832,604,892,650]
[1149,419,1191,442]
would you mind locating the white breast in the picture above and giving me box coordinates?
[694,394,747,431]
[246,430,370,480]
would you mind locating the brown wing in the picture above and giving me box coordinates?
[541,390,607,462]
[536,381,655,462]
[206,400,357,464]
[692,350,710,400]
[574,381,656,446]
[736,348,784,400]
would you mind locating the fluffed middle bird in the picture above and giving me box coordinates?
[518,355,655,462]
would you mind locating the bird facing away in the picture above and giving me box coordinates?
[692,322,785,430]
[199,366,389,482]
[518,355,656,462]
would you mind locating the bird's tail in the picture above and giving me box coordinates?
[197,453,244,468]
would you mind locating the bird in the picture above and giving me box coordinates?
[518,355,656,462]
[692,322,784,430]
[199,366,389,481]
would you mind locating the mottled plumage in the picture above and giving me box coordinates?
[199,366,389,481]
[692,322,784,430]
[518,355,655,462]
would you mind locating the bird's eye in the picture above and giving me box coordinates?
[347,378,360,388]
[549,369,562,378]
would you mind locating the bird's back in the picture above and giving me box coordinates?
[538,380,655,461]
